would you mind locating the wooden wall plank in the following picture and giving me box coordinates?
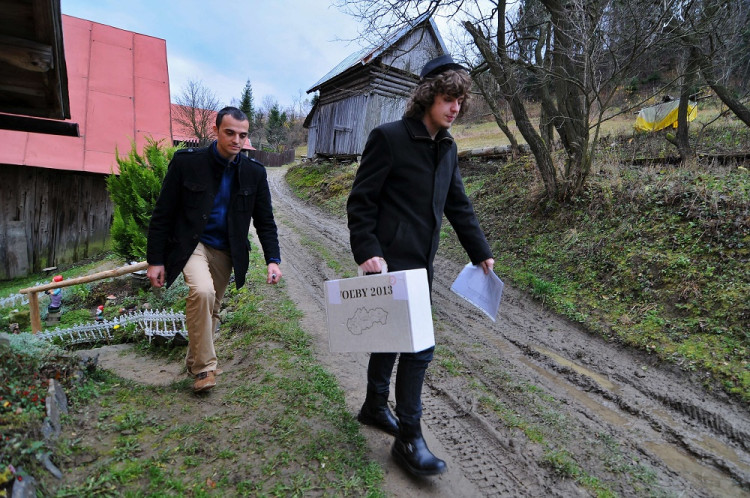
[0,165,112,280]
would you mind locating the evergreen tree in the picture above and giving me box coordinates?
[265,104,288,152]
[106,138,179,261]
[239,79,255,123]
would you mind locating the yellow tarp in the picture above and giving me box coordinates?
[634,99,697,132]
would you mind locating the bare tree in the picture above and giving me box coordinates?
[680,0,750,127]
[173,80,220,146]
[473,67,522,158]
[335,0,679,202]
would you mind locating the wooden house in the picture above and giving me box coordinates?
[305,14,448,159]
[0,15,171,280]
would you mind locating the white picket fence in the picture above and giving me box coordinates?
[0,293,29,308]
[0,282,55,308]
[0,282,45,308]
[36,309,187,346]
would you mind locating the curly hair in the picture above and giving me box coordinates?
[404,69,472,119]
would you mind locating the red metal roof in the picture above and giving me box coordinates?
[0,15,171,174]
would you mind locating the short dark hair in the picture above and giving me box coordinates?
[404,70,472,119]
[216,106,249,127]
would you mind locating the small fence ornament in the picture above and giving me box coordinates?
[36,308,187,347]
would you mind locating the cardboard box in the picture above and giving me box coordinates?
[324,268,434,352]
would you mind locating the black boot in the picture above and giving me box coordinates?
[392,423,447,476]
[357,391,400,436]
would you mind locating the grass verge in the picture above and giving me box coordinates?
[2,252,384,496]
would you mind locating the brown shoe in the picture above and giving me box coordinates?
[193,371,216,392]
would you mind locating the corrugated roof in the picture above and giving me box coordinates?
[307,13,446,93]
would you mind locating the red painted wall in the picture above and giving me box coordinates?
[0,15,171,175]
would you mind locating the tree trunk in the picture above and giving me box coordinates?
[703,75,750,128]
[474,77,521,158]
[541,0,592,199]
[539,106,554,153]
[674,48,699,161]
[464,21,559,201]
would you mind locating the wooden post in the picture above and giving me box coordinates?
[19,261,149,334]
[27,290,42,334]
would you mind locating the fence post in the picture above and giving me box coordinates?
[28,292,42,333]
[18,261,148,334]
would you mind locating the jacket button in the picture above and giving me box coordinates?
[202,214,207,219]
[192,234,198,240]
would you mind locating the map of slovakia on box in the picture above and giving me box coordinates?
[324,268,435,352]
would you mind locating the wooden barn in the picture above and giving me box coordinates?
[305,14,448,159]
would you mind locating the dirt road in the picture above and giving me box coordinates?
[266,166,750,497]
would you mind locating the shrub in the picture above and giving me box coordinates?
[106,138,179,261]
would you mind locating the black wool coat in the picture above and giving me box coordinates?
[347,116,492,284]
[146,146,280,289]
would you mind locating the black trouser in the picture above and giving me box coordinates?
[366,345,435,434]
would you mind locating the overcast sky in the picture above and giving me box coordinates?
[60,0,366,110]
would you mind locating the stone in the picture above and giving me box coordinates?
[50,379,68,416]
[40,453,62,480]
[10,469,37,498]
[44,379,68,441]
[8,310,30,330]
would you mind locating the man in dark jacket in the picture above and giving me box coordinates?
[347,55,494,476]
[147,106,281,393]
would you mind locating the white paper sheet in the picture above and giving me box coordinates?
[450,263,504,321]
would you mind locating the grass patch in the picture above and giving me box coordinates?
[473,160,749,400]
[299,236,353,278]
[45,251,384,497]
[286,160,357,218]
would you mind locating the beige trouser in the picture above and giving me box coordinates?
[182,242,233,375]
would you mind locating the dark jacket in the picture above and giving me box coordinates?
[146,146,280,289]
[347,116,492,283]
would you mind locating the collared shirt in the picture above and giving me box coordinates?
[200,141,239,250]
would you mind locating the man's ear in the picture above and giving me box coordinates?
[213,124,219,136]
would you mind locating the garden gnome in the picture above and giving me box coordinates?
[45,275,63,313]
[96,305,104,322]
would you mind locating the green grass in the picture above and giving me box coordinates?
[300,236,352,277]
[285,160,357,217]
[45,251,385,497]
[471,160,749,400]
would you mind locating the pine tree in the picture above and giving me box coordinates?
[239,79,255,122]
[106,138,179,261]
[265,104,288,152]
[239,79,258,148]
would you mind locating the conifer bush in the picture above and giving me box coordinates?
[106,138,179,261]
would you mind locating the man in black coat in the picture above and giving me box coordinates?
[347,55,494,476]
[147,106,282,393]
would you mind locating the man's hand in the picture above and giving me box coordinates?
[478,258,495,275]
[147,264,166,288]
[359,256,385,274]
[267,263,282,284]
